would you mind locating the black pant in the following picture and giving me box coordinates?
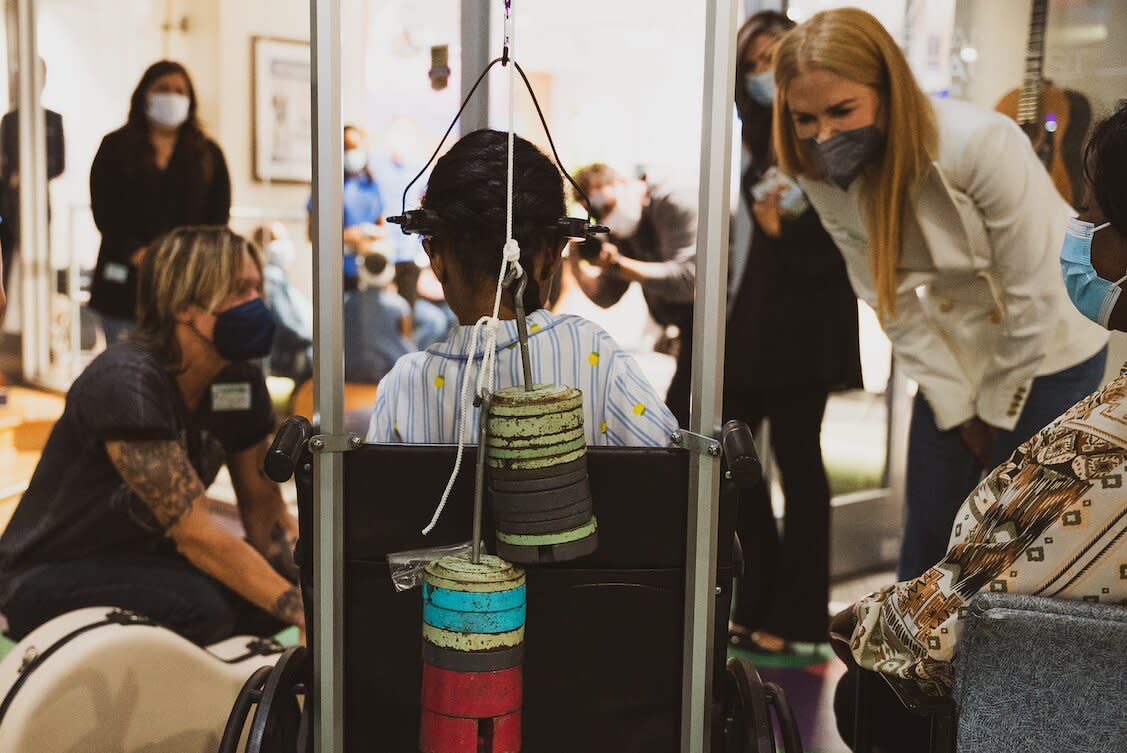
[664,315,694,426]
[833,666,933,752]
[726,385,832,642]
[1,555,284,645]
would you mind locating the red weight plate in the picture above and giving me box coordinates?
[487,710,522,753]
[420,708,477,753]
[422,664,523,717]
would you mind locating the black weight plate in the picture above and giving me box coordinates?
[488,456,588,482]
[496,531,599,565]
[488,467,589,494]
[421,640,524,672]
[490,479,591,515]
[495,509,594,535]
[492,497,593,524]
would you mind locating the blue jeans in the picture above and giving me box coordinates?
[100,314,133,345]
[899,346,1108,580]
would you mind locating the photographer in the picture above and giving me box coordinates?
[571,164,698,422]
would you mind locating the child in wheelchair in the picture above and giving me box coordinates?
[366,129,678,447]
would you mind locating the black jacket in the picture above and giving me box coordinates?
[88,126,231,319]
[0,108,65,239]
[725,114,862,393]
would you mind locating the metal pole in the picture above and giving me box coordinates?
[310,0,344,751]
[15,0,48,384]
[460,0,490,132]
[681,1,737,752]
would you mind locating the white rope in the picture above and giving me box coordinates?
[422,1,523,534]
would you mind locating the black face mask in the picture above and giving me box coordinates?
[802,124,884,190]
[212,299,275,361]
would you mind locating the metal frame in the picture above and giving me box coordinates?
[306,1,738,751]
[681,3,738,751]
[309,1,344,752]
[11,0,50,386]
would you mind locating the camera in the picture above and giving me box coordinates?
[575,236,602,261]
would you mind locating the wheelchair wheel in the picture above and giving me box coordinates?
[722,657,776,753]
[244,645,307,753]
[218,665,275,753]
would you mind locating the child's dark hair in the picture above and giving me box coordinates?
[1084,100,1127,232]
[423,129,565,311]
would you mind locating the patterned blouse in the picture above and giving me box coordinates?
[848,369,1127,694]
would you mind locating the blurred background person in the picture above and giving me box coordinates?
[0,56,65,292]
[773,8,1108,581]
[307,124,387,293]
[88,60,231,344]
[726,10,862,654]
[344,249,414,384]
[571,164,697,422]
[255,222,312,385]
[370,115,454,349]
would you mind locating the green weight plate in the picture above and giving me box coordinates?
[494,517,597,546]
[487,447,587,471]
[486,434,587,461]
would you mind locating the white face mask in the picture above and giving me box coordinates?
[344,148,368,174]
[146,92,190,129]
[602,180,645,238]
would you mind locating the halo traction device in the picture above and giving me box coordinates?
[389,4,604,751]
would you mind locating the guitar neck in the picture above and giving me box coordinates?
[1017,0,1049,125]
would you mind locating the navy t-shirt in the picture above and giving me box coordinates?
[0,342,274,599]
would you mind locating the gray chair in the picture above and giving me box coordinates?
[953,592,1127,752]
[854,592,1127,752]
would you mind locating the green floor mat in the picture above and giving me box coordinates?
[727,640,835,670]
[273,625,300,647]
[0,632,16,663]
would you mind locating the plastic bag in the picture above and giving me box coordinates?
[387,540,483,592]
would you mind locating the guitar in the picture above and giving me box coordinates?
[995,0,1091,206]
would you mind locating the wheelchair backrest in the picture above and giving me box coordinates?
[297,443,739,753]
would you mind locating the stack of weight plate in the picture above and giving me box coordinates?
[486,384,598,564]
[420,555,525,753]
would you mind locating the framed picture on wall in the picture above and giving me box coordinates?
[253,36,312,183]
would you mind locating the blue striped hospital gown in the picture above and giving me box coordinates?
[366,309,678,447]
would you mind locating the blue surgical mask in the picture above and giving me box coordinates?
[213,299,276,361]
[1060,217,1119,327]
[744,71,776,107]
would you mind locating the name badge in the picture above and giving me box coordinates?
[104,262,129,283]
[211,382,252,412]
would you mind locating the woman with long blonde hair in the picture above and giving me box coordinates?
[773,8,1107,580]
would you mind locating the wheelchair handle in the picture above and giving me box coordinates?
[721,420,761,489]
[266,416,313,483]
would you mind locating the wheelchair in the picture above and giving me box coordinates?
[222,415,804,753]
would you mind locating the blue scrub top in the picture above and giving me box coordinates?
[309,170,384,279]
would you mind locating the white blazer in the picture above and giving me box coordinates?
[799,97,1107,431]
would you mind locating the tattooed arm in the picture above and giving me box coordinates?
[227,439,300,582]
[105,440,304,628]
